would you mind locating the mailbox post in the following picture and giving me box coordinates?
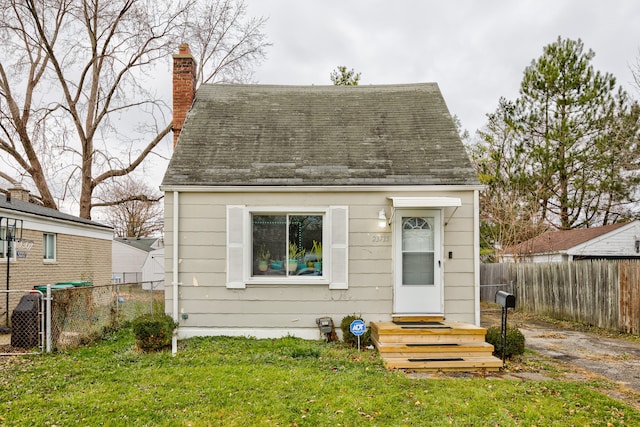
[495,290,516,363]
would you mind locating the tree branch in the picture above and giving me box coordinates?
[91,193,164,208]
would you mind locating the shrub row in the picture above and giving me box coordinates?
[131,313,526,361]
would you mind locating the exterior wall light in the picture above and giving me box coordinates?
[378,209,388,228]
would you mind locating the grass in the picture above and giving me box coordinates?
[1,330,639,426]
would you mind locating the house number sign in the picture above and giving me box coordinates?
[371,234,390,243]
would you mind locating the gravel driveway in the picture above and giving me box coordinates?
[482,307,640,392]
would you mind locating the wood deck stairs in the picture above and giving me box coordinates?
[370,316,503,372]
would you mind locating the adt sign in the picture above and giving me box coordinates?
[349,319,366,336]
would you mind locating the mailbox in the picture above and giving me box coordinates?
[495,290,515,309]
[495,290,516,363]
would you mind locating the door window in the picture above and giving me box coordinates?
[401,217,435,285]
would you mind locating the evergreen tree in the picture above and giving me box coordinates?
[473,37,640,256]
[330,66,361,86]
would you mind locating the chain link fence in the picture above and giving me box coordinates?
[0,281,164,354]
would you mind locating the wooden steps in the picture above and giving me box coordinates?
[371,317,503,372]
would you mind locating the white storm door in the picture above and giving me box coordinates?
[393,209,443,314]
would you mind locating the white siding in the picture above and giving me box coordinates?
[570,222,640,258]
[112,241,148,282]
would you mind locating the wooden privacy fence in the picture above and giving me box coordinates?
[481,260,640,334]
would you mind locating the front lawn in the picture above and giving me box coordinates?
[1,330,638,426]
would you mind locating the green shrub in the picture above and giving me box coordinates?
[131,313,177,352]
[485,326,525,359]
[340,314,372,348]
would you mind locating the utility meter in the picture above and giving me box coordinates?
[316,317,334,334]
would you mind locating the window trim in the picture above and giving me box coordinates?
[43,232,56,262]
[0,227,16,261]
[226,205,349,289]
[247,206,329,286]
[248,208,329,283]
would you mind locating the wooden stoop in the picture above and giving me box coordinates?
[370,316,503,372]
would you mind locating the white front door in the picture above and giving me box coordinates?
[393,209,443,314]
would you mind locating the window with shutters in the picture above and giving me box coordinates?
[226,205,348,289]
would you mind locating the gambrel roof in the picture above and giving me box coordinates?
[162,83,479,187]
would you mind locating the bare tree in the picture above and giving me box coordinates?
[186,0,269,85]
[96,178,163,238]
[0,0,269,218]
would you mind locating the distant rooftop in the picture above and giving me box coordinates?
[0,194,111,230]
[114,237,162,252]
[507,223,630,255]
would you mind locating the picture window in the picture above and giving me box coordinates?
[252,214,323,277]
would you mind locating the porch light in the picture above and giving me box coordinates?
[378,209,388,228]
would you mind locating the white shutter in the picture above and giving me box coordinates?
[226,205,246,289]
[329,206,349,290]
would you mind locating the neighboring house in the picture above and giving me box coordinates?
[503,221,640,263]
[0,185,113,323]
[161,45,482,340]
[141,245,165,289]
[112,237,164,287]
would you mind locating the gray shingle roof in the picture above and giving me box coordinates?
[0,194,112,230]
[162,83,479,187]
[114,237,159,252]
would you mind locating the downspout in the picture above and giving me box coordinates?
[172,191,180,356]
[473,189,481,326]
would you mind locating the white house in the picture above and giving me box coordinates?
[0,186,112,325]
[503,221,640,263]
[161,45,484,341]
[112,237,164,287]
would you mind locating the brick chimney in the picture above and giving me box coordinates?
[172,43,197,148]
[8,184,30,202]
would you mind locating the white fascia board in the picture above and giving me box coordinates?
[159,184,484,193]
[0,209,112,241]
